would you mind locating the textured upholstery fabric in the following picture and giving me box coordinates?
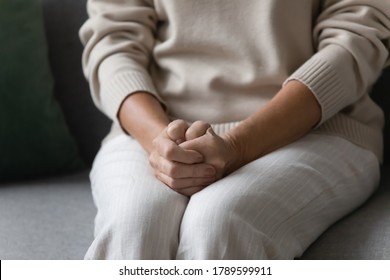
[0,171,95,260]
[0,0,388,260]
[301,167,390,259]
[0,170,389,260]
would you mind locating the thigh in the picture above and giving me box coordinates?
[88,134,188,259]
[90,134,188,225]
[179,133,380,259]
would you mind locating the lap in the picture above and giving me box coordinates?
[92,132,379,220]
[193,132,379,204]
[90,131,379,259]
[180,133,380,258]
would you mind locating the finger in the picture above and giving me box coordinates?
[154,136,203,164]
[179,134,206,151]
[185,121,211,141]
[167,119,189,144]
[156,156,216,179]
[148,150,159,170]
[156,171,216,190]
[180,127,217,151]
[176,186,205,197]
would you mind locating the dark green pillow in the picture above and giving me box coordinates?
[0,0,84,181]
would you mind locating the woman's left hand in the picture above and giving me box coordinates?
[179,126,241,181]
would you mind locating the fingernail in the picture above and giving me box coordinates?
[207,127,217,136]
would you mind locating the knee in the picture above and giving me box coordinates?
[89,187,188,259]
[177,184,290,259]
[181,189,235,232]
[178,190,250,259]
[100,187,187,234]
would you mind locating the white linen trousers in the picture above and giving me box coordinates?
[85,125,380,260]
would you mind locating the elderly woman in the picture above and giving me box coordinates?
[79,0,390,259]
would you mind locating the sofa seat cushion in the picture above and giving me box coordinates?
[1,168,389,260]
[0,170,95,260]
[301,166,390,259]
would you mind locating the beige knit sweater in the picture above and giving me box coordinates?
[80,0,390,162]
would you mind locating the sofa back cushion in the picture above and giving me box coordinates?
[0,0,84,181]
[41,0,111,165]
[372,67,390,166]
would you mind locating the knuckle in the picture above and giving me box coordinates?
[149,153,161,170]
[170,119,183,126]
[192,120,203,126]
[148,156,155,168]
[156,172,177,189]
[168,178,180,190]
[175,119,187,127]
[167,163,180,178]
[152,137,159,148]
[162,143,175,158]
[148,153,156,165]
[168,120,188,141]
[169,119,186,131]
[186,121,211,140]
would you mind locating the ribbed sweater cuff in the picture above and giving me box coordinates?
[315,114,383,163]
[285,46,348,127]
[101,71,162,121]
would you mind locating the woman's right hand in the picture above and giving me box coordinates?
[149,120,217,197]
[118,93,216,197]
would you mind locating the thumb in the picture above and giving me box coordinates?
[167,119,189,144]
[206,127,217,136]
[180,127,217,150]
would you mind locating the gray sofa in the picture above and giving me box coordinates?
[0,0,389,260]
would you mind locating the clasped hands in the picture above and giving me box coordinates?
[149,120,239,197]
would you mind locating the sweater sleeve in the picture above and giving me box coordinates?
[285,0,390,126]
[79,0,162,122]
